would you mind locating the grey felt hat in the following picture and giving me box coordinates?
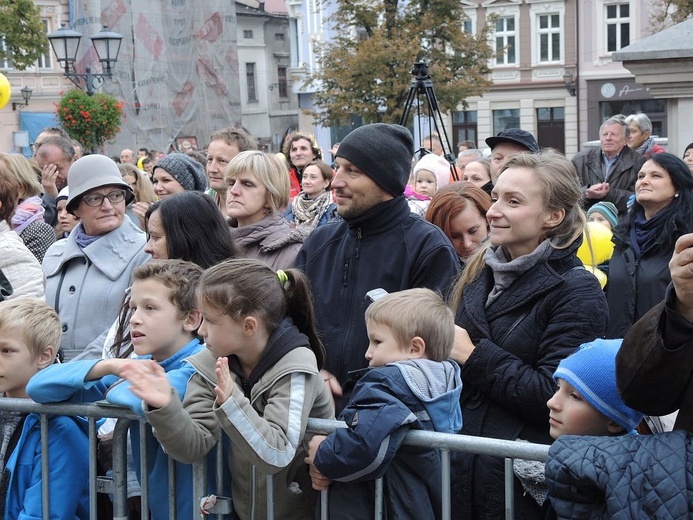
[66,154,133,212]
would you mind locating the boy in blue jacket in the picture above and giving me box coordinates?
[306,288,462,519]
[0,298,89,519]
[27,260,227,520]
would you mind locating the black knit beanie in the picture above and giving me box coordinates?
[153,153,207,192]
[336,123,414,196]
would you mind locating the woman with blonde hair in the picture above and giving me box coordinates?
[0,153,55,262]
[225,150,305,269]
[449,152,608,519]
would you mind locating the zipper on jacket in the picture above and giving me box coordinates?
[342,260,349,286]
[355,227,362,259]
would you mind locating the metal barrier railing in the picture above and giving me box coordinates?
[0,398,550,520]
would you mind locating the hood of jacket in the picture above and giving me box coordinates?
[392,359,462,433]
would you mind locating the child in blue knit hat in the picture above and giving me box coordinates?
[548,338,643,438]
[513,339,645,518]
[530,338,645,519]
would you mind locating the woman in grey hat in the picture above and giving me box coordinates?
[42,155,150,362]
[151,153,207,200]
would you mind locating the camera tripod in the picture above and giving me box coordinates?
[399,62,458,180]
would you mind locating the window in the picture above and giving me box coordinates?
[38,20,51,69]
[537,107,566,153]
[606,3,630,52]
[538,14,561,62]
[492,109,520,134]
[243,30,253,39]
[463,18,473,34]
[494,17,516,65]
[0,37,13,70]
[275,33,285,41]
[246,63,257,102]
[452,110,478,149]
[277,66,288,98]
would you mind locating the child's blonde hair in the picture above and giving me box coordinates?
[365,288,454,361]
[0,299,61,359]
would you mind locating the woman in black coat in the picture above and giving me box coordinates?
[606,152,693,339]
[449,152,608,520]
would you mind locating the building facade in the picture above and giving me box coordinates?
[0,0,299,154]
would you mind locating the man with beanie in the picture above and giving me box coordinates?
[293,123,459,411]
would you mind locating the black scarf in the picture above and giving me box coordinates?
[629,205,675,257]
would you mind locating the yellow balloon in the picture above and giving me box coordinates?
[0,73,10,110]
[578,221,615,267]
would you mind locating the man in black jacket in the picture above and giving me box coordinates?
[293,123,459,411]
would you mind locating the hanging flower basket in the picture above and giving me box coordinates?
[56,89,124,149]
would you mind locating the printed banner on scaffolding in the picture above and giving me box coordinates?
[70,0,242,154]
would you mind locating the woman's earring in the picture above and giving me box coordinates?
[675,193,680,198]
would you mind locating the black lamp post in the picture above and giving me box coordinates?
[47,23,123,152]
[563,70,577,97]
[47,24,123,96]
[12,86,33,111]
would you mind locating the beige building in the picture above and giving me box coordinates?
[454,0,668,156]
[0,0,69,153]
[0,0,298,155]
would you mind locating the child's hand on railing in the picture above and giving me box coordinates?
[304,435,332,490]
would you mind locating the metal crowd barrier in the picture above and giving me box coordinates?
[0,398,550,520]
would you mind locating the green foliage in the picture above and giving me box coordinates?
[0,0,48,70]
[306,0,494,126]
[56,90,124,149]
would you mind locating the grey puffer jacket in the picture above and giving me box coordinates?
[546,431,693,519]
[230,213,305,270]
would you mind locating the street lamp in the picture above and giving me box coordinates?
[563,70,577,97]
[12,86,33,111]
[47,23,123,96]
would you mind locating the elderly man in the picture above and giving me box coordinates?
[572,117,646,215]
[457,148,483,171]
[34,136,76,226]
[120,148,136,164]
[294,123,459,411]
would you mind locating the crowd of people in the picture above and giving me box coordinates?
[1,113,693,519]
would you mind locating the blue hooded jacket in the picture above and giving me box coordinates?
[314,359,462,519]
[26,339,229,520]
[5,412,90,519]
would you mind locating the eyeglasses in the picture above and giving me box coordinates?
[81,189,127,207]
